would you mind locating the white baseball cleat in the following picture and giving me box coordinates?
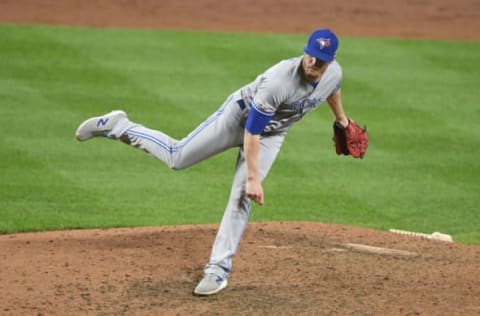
[193,273,228,296]
[75,110,127,141]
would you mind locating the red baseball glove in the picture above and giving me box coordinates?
[333,118,368,158]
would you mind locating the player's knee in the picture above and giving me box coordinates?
[168,153,196,170]
[169,160,188,171]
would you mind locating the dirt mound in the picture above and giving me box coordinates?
[1,222,479,315]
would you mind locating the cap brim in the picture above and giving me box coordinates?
[304,47,334,62]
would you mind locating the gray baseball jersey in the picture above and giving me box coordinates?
[236,56,342,135]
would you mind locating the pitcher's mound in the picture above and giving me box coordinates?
[1,222,479,315]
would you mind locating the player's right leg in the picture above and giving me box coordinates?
[122,96,245,169]
[74,94,246,170]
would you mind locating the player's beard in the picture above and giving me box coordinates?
[303,70,319,82]
[301,66,320,83]
[300,57,325,83]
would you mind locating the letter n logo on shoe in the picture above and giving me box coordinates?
[97,118,109,127]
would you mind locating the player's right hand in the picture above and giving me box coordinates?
[246,178,264,206]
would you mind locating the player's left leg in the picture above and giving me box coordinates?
[193,133,285,296]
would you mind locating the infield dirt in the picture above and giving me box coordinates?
[1,1,479,315]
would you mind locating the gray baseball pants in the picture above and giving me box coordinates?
[109,93,285,277]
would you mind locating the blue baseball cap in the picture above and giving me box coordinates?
[304,29,339,62]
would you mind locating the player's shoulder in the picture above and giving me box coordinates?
[327,60,343,78]
[264,56,302,80]
[277,56,302,71]
[329,60,342,71]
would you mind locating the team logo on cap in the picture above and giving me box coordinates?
[316,38,331,49]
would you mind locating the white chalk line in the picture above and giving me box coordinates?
[257,243,417,257]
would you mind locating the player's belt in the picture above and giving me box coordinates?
[236,99,246,110]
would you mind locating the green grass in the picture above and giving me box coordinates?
[0,24,479,244]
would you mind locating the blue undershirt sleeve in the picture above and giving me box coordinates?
[245,103,274,135]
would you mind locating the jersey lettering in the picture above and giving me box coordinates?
[289,97,325,112]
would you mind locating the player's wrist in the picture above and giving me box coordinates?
[335,116,349,128]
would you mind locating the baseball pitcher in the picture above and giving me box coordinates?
[75,29,368,296]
